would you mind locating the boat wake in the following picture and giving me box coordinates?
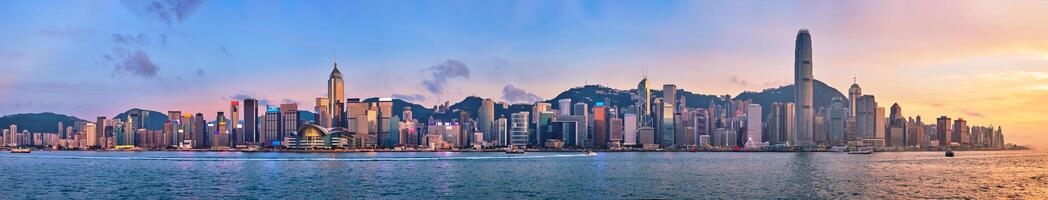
[0,154,590,162]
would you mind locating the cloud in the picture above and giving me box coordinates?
[219,46,233,58]
[392,93,426,102]
[109,50,159,78]
[502,84,544,104]
[227,91,271,106]
[281,98,299,105]
[111,33,149,45]
[965,111,986,118]
[195,68,205,76]
[729,75,749,86]
[122,0,205,26]
[421,59,470,94]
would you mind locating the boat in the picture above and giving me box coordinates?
[848,148,873,154]
[945,151,955,157]
[584,151,598,156]
[10,148,31,153]
[505,147,525,154]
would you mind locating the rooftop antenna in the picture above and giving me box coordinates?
[853,76,857,84]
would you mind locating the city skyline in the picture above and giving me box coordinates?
[1,1,1047,146]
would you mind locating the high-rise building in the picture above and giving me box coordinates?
[609,116,623,148]
[510,112,530,147]
[888,103,906,147]
[215,111,228,148]
[848,81,862,117]
[745,104,762,148]
[623,114,637,145]
[572,102,589,146]
[874,107,886,143]
[954,118,968,146]
[262,107,281,146]
[496,117,508,146]
[937,116,953,147]
[229,101,240,147]
[558,99,572,116]
[663,84,677,112]
[243,98,258,144]
[855,95,878,139]
[637,78,651,117]
[280,103,299,141]
[593,103,607,148]
[828,97,846,145]
[478,99,495,143]
[315,98,330,127]
[57,121,64,139]
[794,29,815,147]
[328,63,345,129]
[377,99,394,148]
[85,123,97,147]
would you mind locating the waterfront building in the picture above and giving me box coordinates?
[572,102,589,146]
[315,98,330,127]
[510,112,529,147]
[478,98,495,144]
[496,117,508,146]
[623,114,637,145]
[243,98,258,144]
[745,104,762,148]
[229,101,240,147]
[954,118,969,146]
[536,111,555,147]
[658,98,675,147]
[328,63,345,129]
[855,95,878,139]
[828,97,846,145]
[283,124,351,149]
[794,29,815,146]
[693,108,711,145]
[663,84,677,113]
[936,116,953,147]
[593,103,607,148]
[280,103,299,142]
[875,107,886,143]
[609,116,623,148]
[888,103,906,147]
[85,123,97,147]
[558,99,572,116]
[638,127,656,149]
[377,99,394,148]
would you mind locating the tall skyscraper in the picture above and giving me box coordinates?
[637,78,651,117]
[593,103,607,148]
[478,99,495,143]
[623,114,637,145]
[280,103,299,140]
[57,121,64,139]
[659,98,675,147]
[229,101,240,146]
[510,112,530,147]
[558,99,572,116]
[875,107,886,142]
[855,95,878,139]
[663,84,677,112]
[328,63,345,128]
[794,29,815,146]
[848,81,862,117]
[85,123,97,147]
[315,98,330,127]
[888,103,906,147]
[937,116,953,147]
[745,104,762,148]
[828,97,846,145]
[243,98,258,144]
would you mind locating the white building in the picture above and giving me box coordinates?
[623,114,638,145]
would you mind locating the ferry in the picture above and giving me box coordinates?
[584,151,598,156]
[848,148,873,154]
[505,147,525,154]
[945,151,955,157]
[10,148,31,153]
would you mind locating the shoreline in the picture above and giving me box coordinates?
[1,148,1028,153]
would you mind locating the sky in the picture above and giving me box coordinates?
[1,0,1046,146]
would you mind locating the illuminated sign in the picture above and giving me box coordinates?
[595,102,605,106]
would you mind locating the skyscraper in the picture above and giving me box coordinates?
[937,116,953,147]
[229,101,240,147]
[848,81,862,117]
[828,97,846,145]
[510,112,529,147]
[558,99,572,116]
[328,63,345,128]
[315,98,330,127]
[280,103,299,141]
[855,95,878,139]
[745,104,762,148]
[663,84,676,112]
[244,98,258,144]
[57,121,64,139]
[623,114,637,145]
[478,99,495,143]
[637,78,651,117]
[888,103,906,147]
[593,103,607,148]
[794,29,815,146]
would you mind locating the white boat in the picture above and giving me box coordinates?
[848,148,873,154]
[10,148,31,153]
[584,151,598,156]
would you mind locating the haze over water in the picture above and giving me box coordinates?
[2,151,1046,199]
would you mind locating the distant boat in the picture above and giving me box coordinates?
[945,151,955,157]
[505,147,525,154]
[848,148,873,154]
[585,151,598,156]
[10,148,31,153]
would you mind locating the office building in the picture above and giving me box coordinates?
[510,112,530,147]
[623,114,637,145]
[794,29,815,146]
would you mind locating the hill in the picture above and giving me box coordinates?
[0,112,89,133]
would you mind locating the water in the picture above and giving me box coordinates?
[2,151,1046,199]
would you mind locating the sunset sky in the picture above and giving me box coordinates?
[1,0,1046,146]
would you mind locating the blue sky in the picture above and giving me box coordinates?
[2,0,1048,145]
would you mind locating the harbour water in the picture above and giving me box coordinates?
[1,151,1046,199]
